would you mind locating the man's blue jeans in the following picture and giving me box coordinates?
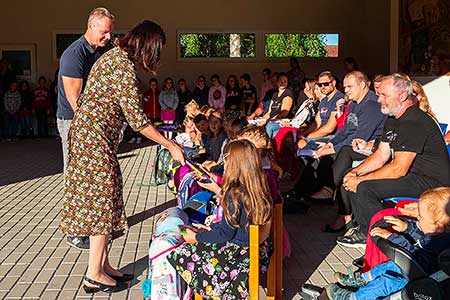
[265,121,281,139]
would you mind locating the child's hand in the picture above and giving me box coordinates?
[384,216,407,232]
[398,202,419,218]
[370,227,392,239]
[198,165,218,183]
[192,223,211,232]
[197,180,221,194]
[183,228,198,244]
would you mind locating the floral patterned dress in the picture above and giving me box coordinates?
[60,47,150,236]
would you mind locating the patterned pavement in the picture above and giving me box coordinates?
[0,139,363,300]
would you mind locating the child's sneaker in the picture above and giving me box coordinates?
[325,283,353,300]
[334,268,367,288]
[128,137,136,144]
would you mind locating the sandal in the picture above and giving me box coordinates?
[82,276,128,293]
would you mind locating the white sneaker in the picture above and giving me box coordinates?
[136,137,142,144]
[128,137,136,144]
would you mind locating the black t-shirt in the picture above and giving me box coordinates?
[225,86,240,110]
[241,85,257,115]
[269,88,294,119]
[241,85,257,103]
[381,105,450,186]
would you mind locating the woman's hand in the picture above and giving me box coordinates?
[384,216,408,232]
[183,228,198,244]
[370,227,392,239]
[168,142,185,165]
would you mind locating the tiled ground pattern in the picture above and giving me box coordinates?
[0,139,363,300]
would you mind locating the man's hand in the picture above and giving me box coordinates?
[384,216,408,232]
[343,171,361,193]
[280,120,290,127]
[352,139,368,151]
[315,142,335,158]
[370,227,392,239]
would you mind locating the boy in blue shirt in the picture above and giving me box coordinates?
[326,187,450,300]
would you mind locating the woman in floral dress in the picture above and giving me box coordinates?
[60,20,184,294]
[168,139,272,299]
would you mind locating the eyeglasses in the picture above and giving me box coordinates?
[317,81,331,87]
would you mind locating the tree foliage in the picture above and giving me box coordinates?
[265,33,328,58]
[180,33,255,58]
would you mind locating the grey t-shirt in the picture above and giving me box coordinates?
[56,35,105,119]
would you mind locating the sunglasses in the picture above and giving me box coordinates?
[318,81,331,87]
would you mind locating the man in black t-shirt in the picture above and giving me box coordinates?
[337,74,450,248]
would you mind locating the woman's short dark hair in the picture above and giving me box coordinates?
[116,20,166,74]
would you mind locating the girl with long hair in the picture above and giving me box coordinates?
[168,139,272,299]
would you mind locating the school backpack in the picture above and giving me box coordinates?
[142,207,191,300]
[176,172,202,209]
[153,145,172,185]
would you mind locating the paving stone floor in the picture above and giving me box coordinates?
[0,139,363,300]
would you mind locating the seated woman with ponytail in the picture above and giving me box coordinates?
[168,139,273,300]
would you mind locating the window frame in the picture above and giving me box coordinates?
[0,43,37,83]
[52,29,128,61]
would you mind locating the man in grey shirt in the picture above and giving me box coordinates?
[56,7,114,250]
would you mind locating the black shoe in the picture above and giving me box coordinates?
[352,256,364,269]
[67,236,90,250]
[108,273,134,283]
[336,230,367,249]
[324,220,356,233]
[82,276,128,293]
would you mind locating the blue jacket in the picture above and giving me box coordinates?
[387,218,450,274]
[196,192,250,246]
[331,90,385,152]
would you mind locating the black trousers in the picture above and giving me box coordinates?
[348,173,441,235]
[35,108,48,137]
[332,146,368,215]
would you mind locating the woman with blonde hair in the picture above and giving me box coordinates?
[411,80,438,121]
[168,139,272,299]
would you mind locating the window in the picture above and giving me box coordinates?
[179,33,256,58]
[0,44,36,82]
[265,33,339,58]
[54,32,125,60]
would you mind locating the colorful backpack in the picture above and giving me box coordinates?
[153,146,172,185]
[142,207,191,300]
[176,172,202,209]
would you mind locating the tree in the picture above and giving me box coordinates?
[265,33,328,58]
[180,33,255,58]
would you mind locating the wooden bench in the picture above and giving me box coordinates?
[195,202,284,300]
